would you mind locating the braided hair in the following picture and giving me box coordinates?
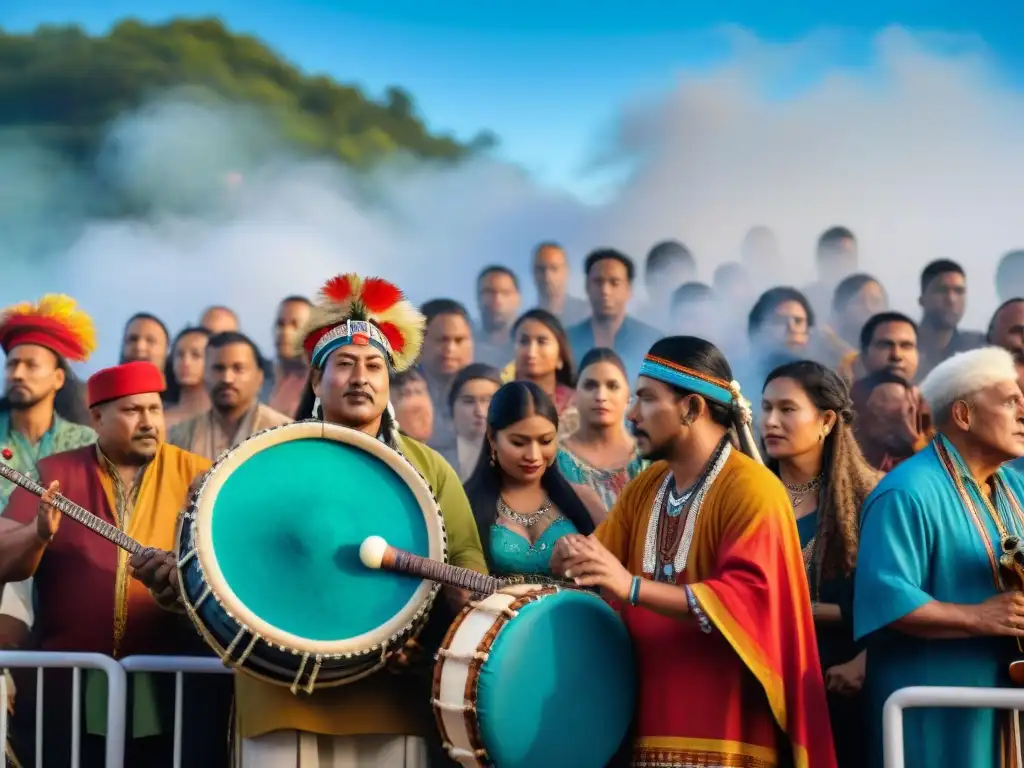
[763,360,880,579]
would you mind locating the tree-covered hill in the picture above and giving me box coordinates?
[0,17,494,168]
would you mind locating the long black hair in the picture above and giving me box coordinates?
[163,326,211,406]
[511,309,576,389]
[463,381,594,570]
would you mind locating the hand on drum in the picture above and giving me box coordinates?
[558,534,632,602]
[130,548,180,609]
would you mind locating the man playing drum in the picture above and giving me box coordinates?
[0,361,227,767]
[138,273,488,768]
[550,336,837,768]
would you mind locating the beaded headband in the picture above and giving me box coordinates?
[310,320,394,371]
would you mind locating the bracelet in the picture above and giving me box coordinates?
[684,585,713,634]
[628,576,642,606]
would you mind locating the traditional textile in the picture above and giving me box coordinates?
[596,451,835,768]
[237,732,427,768]
[0,413,95,507]
[555,444,646,512]
[87,361,166,407]
[168,402,293,460]
[1,442,210,737]
[233,432,487,740]
[0,294,96,362]
[854,436,1024,768]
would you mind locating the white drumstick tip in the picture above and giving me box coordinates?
[359,536,389,569]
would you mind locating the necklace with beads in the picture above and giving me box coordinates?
[784,475,822,509]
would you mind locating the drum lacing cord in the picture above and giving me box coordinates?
[468,602,519,620]
[435,649,489,664]
[432,700,476,714]
[222,628,260,670]
[289,653,325,695]
[444,745,488,761]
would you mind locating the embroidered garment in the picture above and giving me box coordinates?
[0,413,96,507]
[555,444,646,512]
[167,403,292,460]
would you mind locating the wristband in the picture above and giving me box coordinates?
[684,585,713,634]
[628,576,642,606]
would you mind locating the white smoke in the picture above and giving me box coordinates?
[2,25,1022,371]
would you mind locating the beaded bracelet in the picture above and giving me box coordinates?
[684,585,713,634]
[629,576,642,606]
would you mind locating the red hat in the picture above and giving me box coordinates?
[87,361,166,408]
[0,294,97,363]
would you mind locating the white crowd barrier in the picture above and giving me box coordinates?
[883,686,1024,768]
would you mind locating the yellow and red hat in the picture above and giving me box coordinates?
[0,294,97,363]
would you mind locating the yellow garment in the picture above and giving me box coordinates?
[86,442,211,737]
[234,433,488,739]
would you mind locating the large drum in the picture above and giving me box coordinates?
[432,584,635,768]
[176,421,447,693]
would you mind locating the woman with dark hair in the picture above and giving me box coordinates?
[557,348,645,512]
[739,286,816,399]
[163,326,211,427]
[445,363,502,480]
[464,381,603,575]
[760,360,879,767]
[502,309,578,435]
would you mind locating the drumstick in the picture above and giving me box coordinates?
[0,449,145,555]
[359,536,501,595]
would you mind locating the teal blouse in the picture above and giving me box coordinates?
[489,517,578,576]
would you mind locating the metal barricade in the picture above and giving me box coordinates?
[0,652,127,768]
[883,685,1024,768]
[118,655,233,768]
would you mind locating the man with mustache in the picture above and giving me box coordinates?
[168,331,291,460]
[549,336,837,768]
[135,274,487,768]
[0,361,225,767]
[854,346,1024,768]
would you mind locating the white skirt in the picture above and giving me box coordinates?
[237,731,428,768]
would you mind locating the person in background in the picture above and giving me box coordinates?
[916,259,985,378]
[739,286,815,396]
[0,361,222,768]
[550,336,836,768]
[532,241,590,326]
[854,312,920,382]
[995,250,1024,303]
[712,263,752,354]
[567,249,660,384]
[740,225,781,286]
[445,363,502,480]
[987,298,1024,379]
[168,331,291,460]
[200,305,240,335]
[556,348,645,513]
[266,295,311,418]
[824,274,888,365]
[640,240,697,329]
[162,327,211,428]
[0,295,97,507]
[760,361,878,768]
[850,371,929,471]
[463,381,601,576]
[474,265,520,367]
[669,281,717,341]
[854,346,1024,768]
[502,309,577,432]
[806,226,859,316]
[391,369,434,444]
[120,312,170,370]
[419,299,475,458]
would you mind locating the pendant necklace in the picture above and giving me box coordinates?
[784,475,822,509]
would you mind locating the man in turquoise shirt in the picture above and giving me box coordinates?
[855,346,1024,768]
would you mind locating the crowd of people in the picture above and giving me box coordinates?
[0,225,1022,767]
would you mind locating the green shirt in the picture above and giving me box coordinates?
[0,412,96,508]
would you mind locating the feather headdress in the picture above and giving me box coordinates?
[299,274,425,373]
[0,294,97,363]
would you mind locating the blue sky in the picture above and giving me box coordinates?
[3,1,1023,198]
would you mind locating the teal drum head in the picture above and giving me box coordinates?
[194,422,444,652]
[476,590,636,767]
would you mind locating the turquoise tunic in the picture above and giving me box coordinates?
[854,437,1024,768]
[0,412,96,507]
[489,517,578,576]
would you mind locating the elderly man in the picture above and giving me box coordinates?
[0,361,219,768]
[138,273,487,768]
[854,346,1024,768]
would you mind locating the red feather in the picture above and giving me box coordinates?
[321,275,353,303]
[359,278,402,313]
[377,321,405,353]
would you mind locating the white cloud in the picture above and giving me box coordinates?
[2,25,1021,371]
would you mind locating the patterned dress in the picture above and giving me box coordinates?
[555,444,646,512]
[0,412,96,507]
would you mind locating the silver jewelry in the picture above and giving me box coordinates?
[498,496,553,528]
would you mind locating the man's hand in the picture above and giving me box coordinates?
[561,535,632,601]
[825,652,866,695]
[549,534,587,578]
[968,591,1024,637]
[35,480,61,544]
[129,548,180,609]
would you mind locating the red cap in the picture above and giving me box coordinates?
[0,316,90,362]
[87,361,166,408]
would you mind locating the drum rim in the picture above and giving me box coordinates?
[188,419,447,656]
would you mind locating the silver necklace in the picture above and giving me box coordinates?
[665,484,694,518]
[498,496,553,528]
[784,475,822,509]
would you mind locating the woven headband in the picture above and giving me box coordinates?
[639,355,739,406]
[311,320,394,370]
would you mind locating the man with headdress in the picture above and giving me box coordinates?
[550,336,837,768]
[854,346,1024,768]
[137,274,487,768]
[0,294,97,508]
[0,361,221,767]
